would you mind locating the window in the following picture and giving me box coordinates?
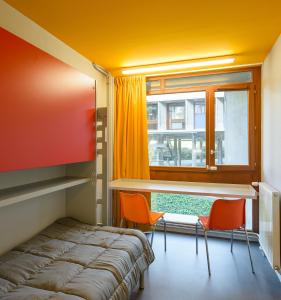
[147,92,206,167]
[146,69,259,171]
[146,79,161,91]
[215,90,249,165]
[146,68,260,232]
[148,71,253,91]
[194,101,205,129]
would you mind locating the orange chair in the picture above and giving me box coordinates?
[120,192,167,251]
[195,198,254,276]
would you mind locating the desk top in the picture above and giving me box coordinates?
[109,179,257,199]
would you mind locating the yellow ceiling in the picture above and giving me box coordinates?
[4,0,281,74]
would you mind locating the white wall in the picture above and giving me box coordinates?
[0,1,107,254]
[0,166,66,255]
[261,34,281,192]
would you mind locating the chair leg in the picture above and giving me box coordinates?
[150,225,156,247]
[231,230,234,253]
[204,230,211,276]
[163,218,167,252]
[196,222,199,254]
[119,218,124,228]
[245,228,255,274]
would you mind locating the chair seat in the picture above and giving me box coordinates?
[198,216,209,230]
[150,211,165,225]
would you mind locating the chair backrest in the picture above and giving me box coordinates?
[208,198,246,230]
[120,192,151,224]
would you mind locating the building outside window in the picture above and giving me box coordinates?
[147,92,206,167]
[167,102,185,130]
[194,101,205,129]
[147,103,158,130]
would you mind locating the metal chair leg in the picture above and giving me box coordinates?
[245,228,255,274]
[231,230,234,253]
[204,230,211,276]
[150,225,156,247]
[196,222,198,254]
[119,218,124,228]
[163,218,167,252]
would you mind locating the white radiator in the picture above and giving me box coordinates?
[259,182,280,271]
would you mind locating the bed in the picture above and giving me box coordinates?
[0,218,154,300]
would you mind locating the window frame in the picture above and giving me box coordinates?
[208,83,255,172]
[146,67,260,174]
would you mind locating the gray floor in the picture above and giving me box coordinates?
[133,232,281,300]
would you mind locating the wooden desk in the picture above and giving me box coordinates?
[109,178,257,199]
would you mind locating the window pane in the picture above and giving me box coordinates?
[164,71,252,89]
[168,103,185,129]
[147,92,206,167]
[147,103,158,129]
[146,80,161,91]
[215,90,249,165]
[194,101,205,129]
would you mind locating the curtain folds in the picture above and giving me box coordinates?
[114,75,150,179]
[113,75,150,226]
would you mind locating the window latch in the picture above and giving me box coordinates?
[206,165,217,171]
[209,166,218,171]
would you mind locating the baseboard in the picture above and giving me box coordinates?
[259,246,281,282]
[275,270,281,282]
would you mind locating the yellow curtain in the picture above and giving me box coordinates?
[113,75,150,226]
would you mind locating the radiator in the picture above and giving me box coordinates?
[259,182,280,271]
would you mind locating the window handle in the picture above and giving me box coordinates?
[206,165,217,171]
[209,166,218,171]
[210,149,215,155]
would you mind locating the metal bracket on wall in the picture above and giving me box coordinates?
[96,107,108,225]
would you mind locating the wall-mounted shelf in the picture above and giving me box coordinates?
[109,178,258,199]
[0,176,91,209]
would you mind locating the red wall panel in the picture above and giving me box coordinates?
[0,28,95,172]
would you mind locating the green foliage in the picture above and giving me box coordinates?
[151,193,214,216]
